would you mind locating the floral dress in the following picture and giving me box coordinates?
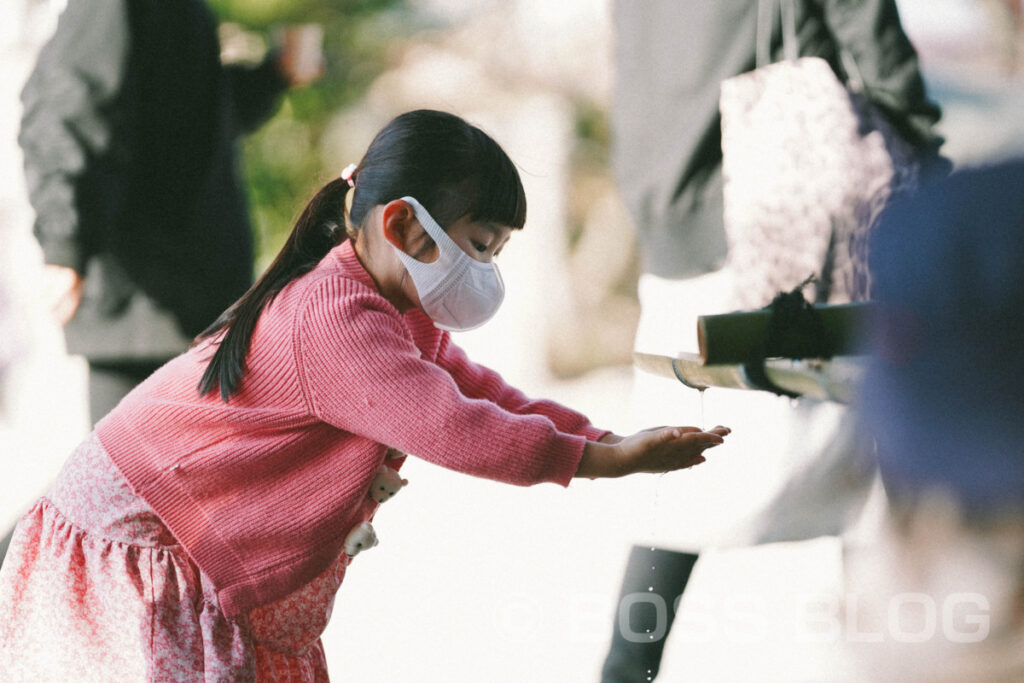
[0,433,349,682]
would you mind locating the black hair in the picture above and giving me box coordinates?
[195,109,527,400]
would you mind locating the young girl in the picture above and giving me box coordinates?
[0,109,729,681]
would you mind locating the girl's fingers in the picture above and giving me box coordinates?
[657,425,730,439]
[652,426,683,441]
[643,425,709,435]
[683,431,724,446]
[675,426,705,434]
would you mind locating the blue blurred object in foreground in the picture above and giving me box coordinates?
[861,158,1024,512]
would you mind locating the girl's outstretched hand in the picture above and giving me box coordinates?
[575,426,730,479]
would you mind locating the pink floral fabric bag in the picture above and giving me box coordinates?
[719,0,920,309]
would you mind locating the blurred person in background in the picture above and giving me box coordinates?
[847,158,1024,682]
[2,0,321,569]
[602,1,947,680]
[21,0,322,427]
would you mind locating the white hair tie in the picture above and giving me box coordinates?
[341,163,357,188]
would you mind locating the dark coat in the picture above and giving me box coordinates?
[612,0,947,279]
[20,0,288,361]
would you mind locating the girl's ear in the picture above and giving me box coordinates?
[380,199,418,253]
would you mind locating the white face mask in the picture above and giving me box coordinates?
[391,196,505,332]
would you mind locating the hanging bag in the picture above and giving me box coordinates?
[719,0,920,308]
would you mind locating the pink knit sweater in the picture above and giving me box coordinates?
[96,240,607,618]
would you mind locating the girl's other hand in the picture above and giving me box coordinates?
[576,426,729,479]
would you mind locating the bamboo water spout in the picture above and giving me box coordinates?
[634,302,873,403]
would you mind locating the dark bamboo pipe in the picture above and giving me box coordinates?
[696,302,874,365]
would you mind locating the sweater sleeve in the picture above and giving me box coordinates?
[434,332,609,442]
[19,0,130,273]
[223,51,290,134]
[295,278,585,487]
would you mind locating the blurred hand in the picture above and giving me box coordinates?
[42,264,83,325]
[577,425,730,479]
[275,25,324,87]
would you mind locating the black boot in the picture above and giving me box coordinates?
[600,546,699,682]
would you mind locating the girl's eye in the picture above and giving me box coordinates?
[472,241,487,253]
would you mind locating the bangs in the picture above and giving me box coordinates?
[468,134,527,230]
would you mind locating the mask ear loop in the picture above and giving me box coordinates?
[400,196,462,256]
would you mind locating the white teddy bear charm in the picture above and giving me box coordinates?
[343,464,407,559]
[344,522,378,557]
[370,464,408,503]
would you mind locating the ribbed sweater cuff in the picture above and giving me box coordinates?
[580,425,611,442]
[542,432,587,487]
[38,235,86,274]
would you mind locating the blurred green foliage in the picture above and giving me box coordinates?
[207,0,412,270]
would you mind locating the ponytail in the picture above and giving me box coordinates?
[196,177,351,400]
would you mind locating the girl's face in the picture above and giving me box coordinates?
[407,213,514,264]
[361,200,515,321]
